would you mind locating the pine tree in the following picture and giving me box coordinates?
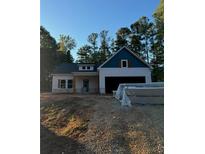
[115,27,131,50]
[99,30,111,63]
[130,16,154,63]
[151,0,164,81]
[87,33,99,63]
[77,45,92,63]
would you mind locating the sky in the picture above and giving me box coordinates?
[41,0,160,60]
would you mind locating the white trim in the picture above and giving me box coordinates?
[51,73,72,76]
[52,74,74,93]
[121,59,128,68]
[97,47,123,69]
[72,72,98,76]
[98,67,152,94]
[67,79,73,89]
[58,79,66,89]
[97,46,152,69]
[124,47,152,69]
[79,65,94,71]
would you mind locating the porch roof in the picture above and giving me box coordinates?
[72,72,98,76]
[52,63,101,74]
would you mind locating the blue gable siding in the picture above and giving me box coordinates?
[102,48,148,68]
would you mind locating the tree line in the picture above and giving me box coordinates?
[41,0,164,91]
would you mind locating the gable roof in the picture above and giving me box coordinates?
[97,46,152,69]
[52,63,100,74]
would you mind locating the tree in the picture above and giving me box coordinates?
[129,34,142,57]
[77,45,93,63]
[151,0,164,81]
[153,0,164,22]
[110,38,116,54]
[40,26,57,49]
[88,33,98,53]
[130,16,154,63]
[40,26,57,91]
[99,30,111,63]
[58,34,76,63]
[87,33,99,63]
[115,27,131,50]
[77,30,115,64]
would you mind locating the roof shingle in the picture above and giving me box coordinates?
[52,63,100,74]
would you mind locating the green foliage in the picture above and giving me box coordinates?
[77,45,93,63]
[151,0,164,82]
[112,17,154,63]
[129,35,142,57]
[153,0,164,21]
[77,32,100,64]
[58,35,76,53]
[77,30,112,64]
[110,38,116,53]
[66,51,74,63]
[152,65,164,81]
[115,27,131,50]
[87,33,99,63]
[40,48,57,91]
[99,30,111,63]
[88,33,98,53]
[40,26,76,91]
[130,16,154,63]
[57,35,76,63]
[40,26,58,91]
[40,26,57,49]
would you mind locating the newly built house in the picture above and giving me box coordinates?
[52,47,152,94]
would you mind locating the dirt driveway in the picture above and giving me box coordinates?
[41,93,164,154]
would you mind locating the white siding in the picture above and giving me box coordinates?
[79,66,94,71]
[98,68,152,94]
[52,74,74,93]
[75,76,98,93]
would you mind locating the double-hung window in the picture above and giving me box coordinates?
[67,80,73,88]
[58,80,66,88]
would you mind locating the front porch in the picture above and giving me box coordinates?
[73,72,99,94]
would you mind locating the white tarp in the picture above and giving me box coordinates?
[115,82,164,106]
[120,87,131,106]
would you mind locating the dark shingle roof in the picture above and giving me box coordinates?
[52,63,100,74]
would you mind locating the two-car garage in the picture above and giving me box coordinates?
[98,67,151,94]
[98,47,152,94]
[105,76,145,93]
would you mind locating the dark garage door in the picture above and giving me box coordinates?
[105,76,145,93]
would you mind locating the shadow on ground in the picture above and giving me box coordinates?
[40,125,93,154]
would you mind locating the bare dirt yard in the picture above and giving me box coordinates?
[41,93,164,154]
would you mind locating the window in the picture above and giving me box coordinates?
[121,60,128,68]
[79,65,93,71]
[67,80,73,88]
[58,80,66,88]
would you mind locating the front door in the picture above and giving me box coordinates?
[83,79,89,92]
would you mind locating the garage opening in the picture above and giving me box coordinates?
[105,76,145,93]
